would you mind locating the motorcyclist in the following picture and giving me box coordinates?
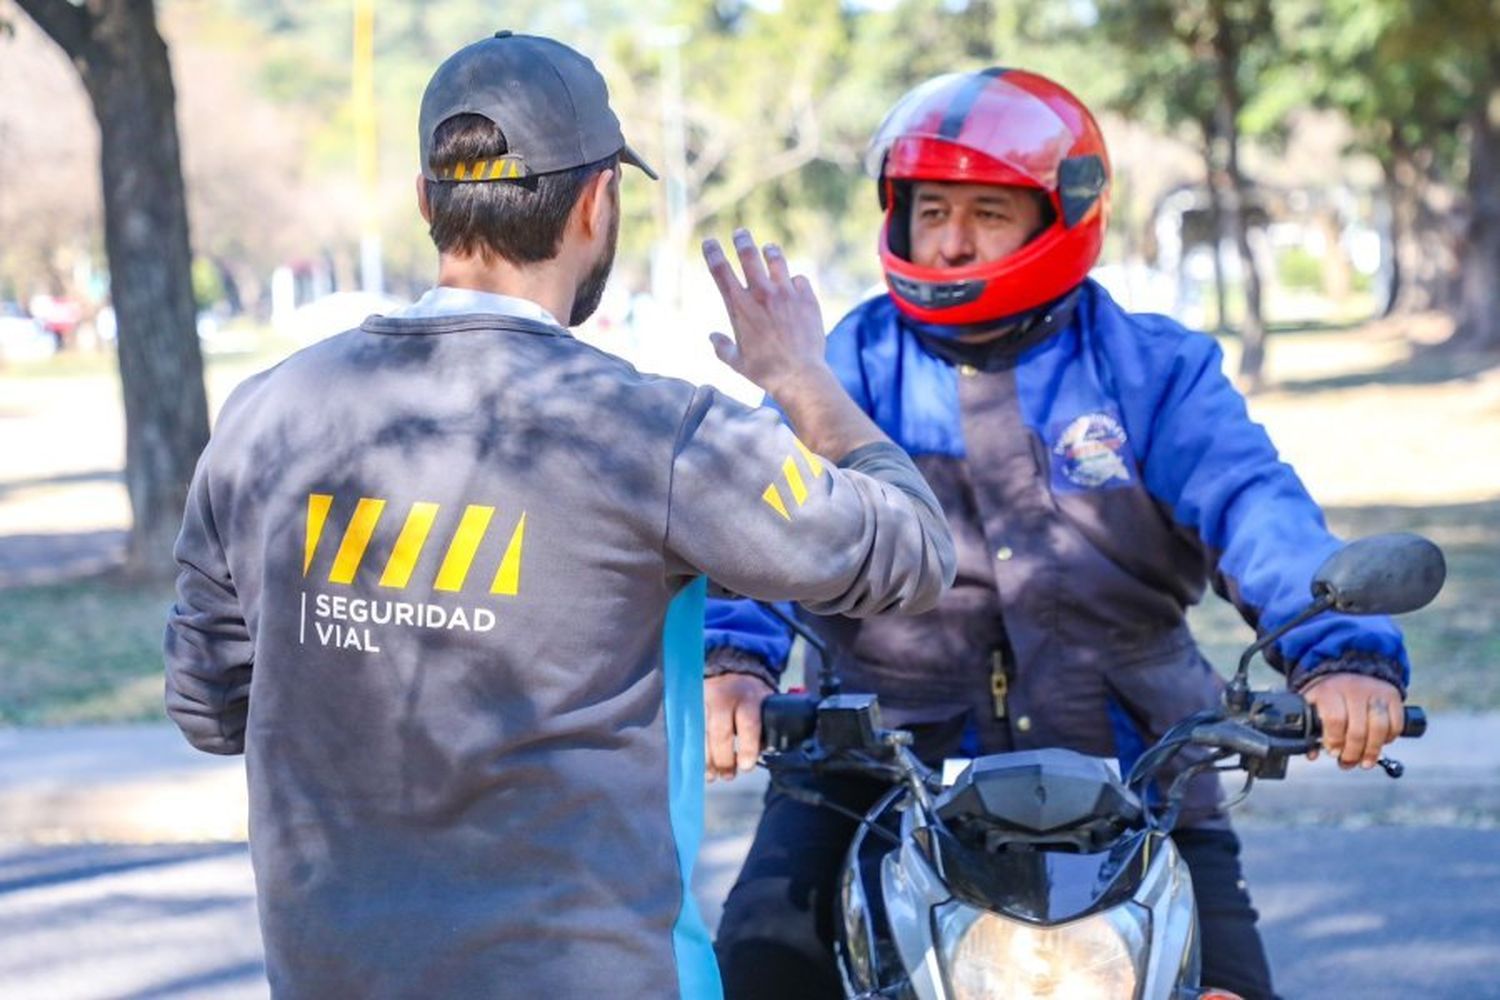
[704,68,1412,1000]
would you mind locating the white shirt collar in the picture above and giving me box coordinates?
[392,286,562,327]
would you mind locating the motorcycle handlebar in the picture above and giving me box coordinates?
[1306,704,1426,739]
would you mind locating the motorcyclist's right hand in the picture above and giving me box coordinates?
[705,672,774,781]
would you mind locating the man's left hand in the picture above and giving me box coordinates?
[1301,673,1404,769]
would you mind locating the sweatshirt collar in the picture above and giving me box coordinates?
[392,286,563,328]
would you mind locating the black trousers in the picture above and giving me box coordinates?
[715,776,1276,1000]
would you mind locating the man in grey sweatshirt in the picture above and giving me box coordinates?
[162,31,955,1000]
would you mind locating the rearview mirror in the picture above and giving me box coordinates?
[1311,533,1446,616]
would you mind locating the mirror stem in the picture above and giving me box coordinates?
[761,602,840,699]
[1228,594,1336,711]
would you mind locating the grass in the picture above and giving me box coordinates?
[1189,501,1500,712]
[0,574,177,726]
[0,497,1493,728]
[1,316,1496,726]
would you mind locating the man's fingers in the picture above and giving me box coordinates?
[706,697,737,779]
[733,228,770,292]
[709,332,742,371]
[1318,693,1348,764]
[1387,697,1406,744]
[734,697,762,774]
[702,238,744,302]
[1340,693,1367,768]
[763,243,791,285]
[1362,697,1393,769]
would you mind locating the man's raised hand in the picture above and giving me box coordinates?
[702,228,828,398]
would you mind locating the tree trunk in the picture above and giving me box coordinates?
[1211,13,1267,388]
[1457,80,1500,351]
[1378,155,1406,317]
[18,0,210,577]
[1201,142,1230,332]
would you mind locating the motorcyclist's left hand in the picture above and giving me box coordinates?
[705,673,774,782]
[1301,673,1404,770]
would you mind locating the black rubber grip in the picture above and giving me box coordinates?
[1308,704,1426,738]
[1402,706,1427,738]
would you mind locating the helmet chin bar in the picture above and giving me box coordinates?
[887,273,987,309]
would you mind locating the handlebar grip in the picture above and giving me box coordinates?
[1401,706,1427,738]
[1307,704,1426,739]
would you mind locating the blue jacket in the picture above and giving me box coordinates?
[706,280,1407,823]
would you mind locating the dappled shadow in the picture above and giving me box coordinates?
[0,468,122,499]
[1244,827,1500,997]
[134,959,267,999]
[1263,318,1367,337]
[0,843,243,896]
[1269,345,1500,394]
[0,529,127,587]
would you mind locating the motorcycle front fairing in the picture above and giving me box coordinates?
[837,748,1201,999]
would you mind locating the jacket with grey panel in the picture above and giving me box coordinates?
[163,312,955,998]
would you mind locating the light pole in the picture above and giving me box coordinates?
[353,0,383,295]
[647,25,690,312]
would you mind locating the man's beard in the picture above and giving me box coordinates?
[568,201,620,327]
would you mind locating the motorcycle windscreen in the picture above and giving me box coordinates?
[932,826,1155,925]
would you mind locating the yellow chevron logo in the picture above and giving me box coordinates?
[446,157,528,182]
[302,493,527,595]
[761,438,828,521]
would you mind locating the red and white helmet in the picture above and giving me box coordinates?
[866,68,1111,327]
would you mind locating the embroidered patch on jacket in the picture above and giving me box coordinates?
[1053,412,1131,488]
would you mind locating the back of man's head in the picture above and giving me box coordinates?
[424,114,619,265]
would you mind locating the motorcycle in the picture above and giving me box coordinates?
[752,533,1446,1000]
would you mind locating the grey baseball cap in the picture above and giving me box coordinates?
[419,31,657,183]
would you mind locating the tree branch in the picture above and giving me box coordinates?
[13,0,92,59]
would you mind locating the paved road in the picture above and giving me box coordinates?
[3,823,1498,999]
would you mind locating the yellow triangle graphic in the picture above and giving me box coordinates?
[304,493,333,576]
[491,512,527,595]
[762,484,791,521]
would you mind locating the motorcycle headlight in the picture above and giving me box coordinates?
[934,900,1149,1000]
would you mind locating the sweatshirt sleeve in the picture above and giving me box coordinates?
[1140,332,1408,691]
[664,385,955,618]
[163,438,254,754]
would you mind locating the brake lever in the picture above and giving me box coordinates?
[1190,721,1273,758]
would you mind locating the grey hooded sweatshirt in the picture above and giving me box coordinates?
[163,307,955,999]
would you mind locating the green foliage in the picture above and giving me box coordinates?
[1281,0,1498,175]
[1276,246,1323,291]
[190,257,225,310]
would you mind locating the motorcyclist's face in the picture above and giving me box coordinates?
[908,182,1046,270]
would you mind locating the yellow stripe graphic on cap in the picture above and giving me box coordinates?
[793,439,825,478]
[490,512,527,596]
[762,484,791,521]
[782,456,809,506]
[379,502,440,588]
[435,505,494,591]
[329,497,387,584]
[304,493,334,576]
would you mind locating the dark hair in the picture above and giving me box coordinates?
[425,114,619,264]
